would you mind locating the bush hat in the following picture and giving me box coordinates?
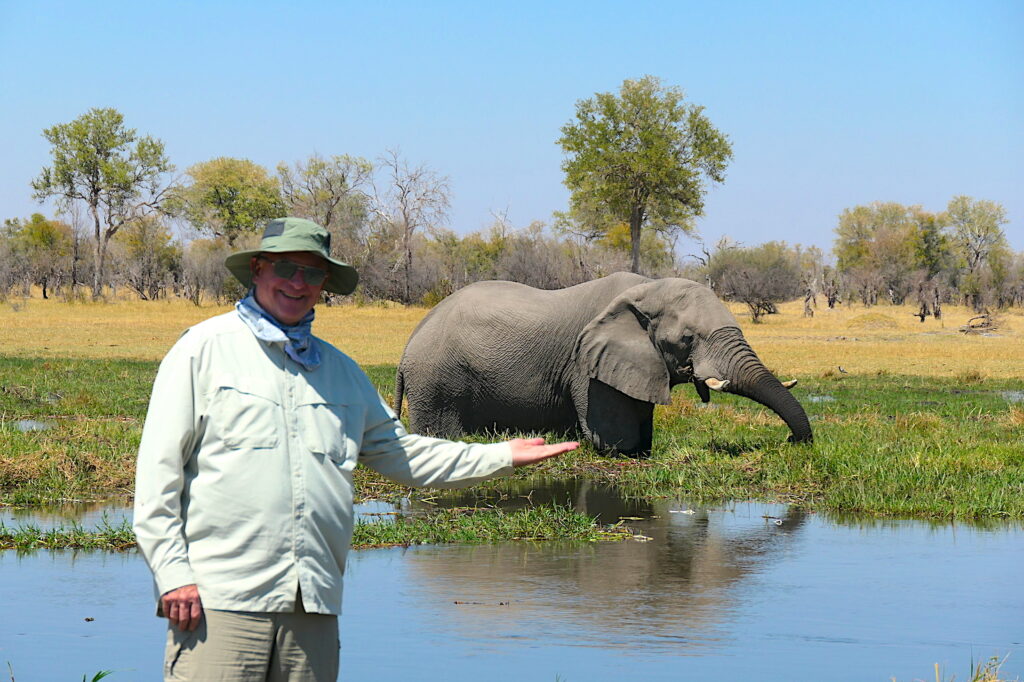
[225,217,359,295]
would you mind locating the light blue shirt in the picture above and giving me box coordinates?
[133,310,512,615]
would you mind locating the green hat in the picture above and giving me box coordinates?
[225,217,358,295]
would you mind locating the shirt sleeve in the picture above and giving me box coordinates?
[133,334,203,596]
[356,385,513,488]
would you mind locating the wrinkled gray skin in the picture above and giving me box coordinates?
[394,273,812,456]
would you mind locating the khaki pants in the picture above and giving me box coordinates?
[163,600,339,681]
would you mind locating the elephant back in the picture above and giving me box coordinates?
[396,274,652,436]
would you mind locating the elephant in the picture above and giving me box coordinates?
[393,272,812,456]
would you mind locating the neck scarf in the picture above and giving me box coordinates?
[236,292,321,371]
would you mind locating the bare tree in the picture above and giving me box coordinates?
[372,150,450,304]
[709,241,802,322]
[112,215,181,300]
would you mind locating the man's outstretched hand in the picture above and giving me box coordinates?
[508,437,579,467]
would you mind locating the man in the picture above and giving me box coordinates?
[133,217,577,680]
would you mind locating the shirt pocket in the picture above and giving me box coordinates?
[209,375,280,449]
[297,391,357,467]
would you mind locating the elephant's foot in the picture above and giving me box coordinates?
[593,438,652,459]
[607,445,652,459]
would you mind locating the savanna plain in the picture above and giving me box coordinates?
[2,293,1022,547]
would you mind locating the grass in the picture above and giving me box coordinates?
[0,295,423,365]
[897,655,1021,682]
[1,297,1022,519]
[0,505,628,551]
[5,663,114,681]
[4,294,1024,376]
[0,518,136,551]
[3,359,1023,519]
[352,503,630,546]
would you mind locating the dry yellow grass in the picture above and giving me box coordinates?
[2,294,1022,378]
[0,296,424,365]
[734,300,1024,379]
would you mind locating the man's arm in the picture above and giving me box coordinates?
[133,338,203,625]
[357,385,576,487]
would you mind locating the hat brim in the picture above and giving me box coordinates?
[225,247,359,295]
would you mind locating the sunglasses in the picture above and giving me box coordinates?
[258,256,328,287]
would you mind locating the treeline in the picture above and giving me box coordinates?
[684,196,1020,320]
[2,107,1017,316]
[0,206,677,306]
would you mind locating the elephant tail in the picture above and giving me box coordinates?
[393,367,405,418]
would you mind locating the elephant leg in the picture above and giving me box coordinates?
[406,389,471,439]
[582,379,655,458]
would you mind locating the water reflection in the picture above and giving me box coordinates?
[400,482,811,655]
[1,484,1021,681]
[0,498,132,529]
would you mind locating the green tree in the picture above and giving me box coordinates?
[557,75,732,273]
[170,157,284,246]
[4,213,74,298]
[31,107,173,298]
[910,206,954,279]
[595,221,676,272]
[946,196,1009,312]
[278,154,372,245]
[833,202,924,304]
[947,196,1008,272]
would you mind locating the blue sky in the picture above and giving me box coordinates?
[2,0,1021,256]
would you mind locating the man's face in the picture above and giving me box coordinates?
[250,251,328,325]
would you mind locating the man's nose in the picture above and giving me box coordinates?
[287,268,308,285]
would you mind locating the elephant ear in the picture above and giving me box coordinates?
[573,290,672,405]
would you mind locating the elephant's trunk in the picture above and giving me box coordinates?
[698,328,813,443]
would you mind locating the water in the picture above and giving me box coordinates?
[1,490,1021,681]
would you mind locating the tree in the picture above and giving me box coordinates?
[372,150,450,304]
[179,238,234,305]
[910,206,953,279]
[708,241,802,322]
[113,216,181,300]
[277,154,373,261]
[169,157,284,246]
[947,195,1009,312]
[3,213,73,298]
[557,75,732,273]
[32,107,173,298]
[834,202,929,305]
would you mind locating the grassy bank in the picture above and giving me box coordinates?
[0,505,627,551]
[2,353,1021,519]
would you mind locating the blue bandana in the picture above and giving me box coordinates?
[236,292,321,371]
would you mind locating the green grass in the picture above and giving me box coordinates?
[2,355,1023,519]
[0,505,627,551]
[352,503,629,547]
[0,516,136,551]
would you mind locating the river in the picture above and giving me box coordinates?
[1,485,1020,681]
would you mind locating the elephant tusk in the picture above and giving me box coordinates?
[781,379,798,389]
[705,378,730,392]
